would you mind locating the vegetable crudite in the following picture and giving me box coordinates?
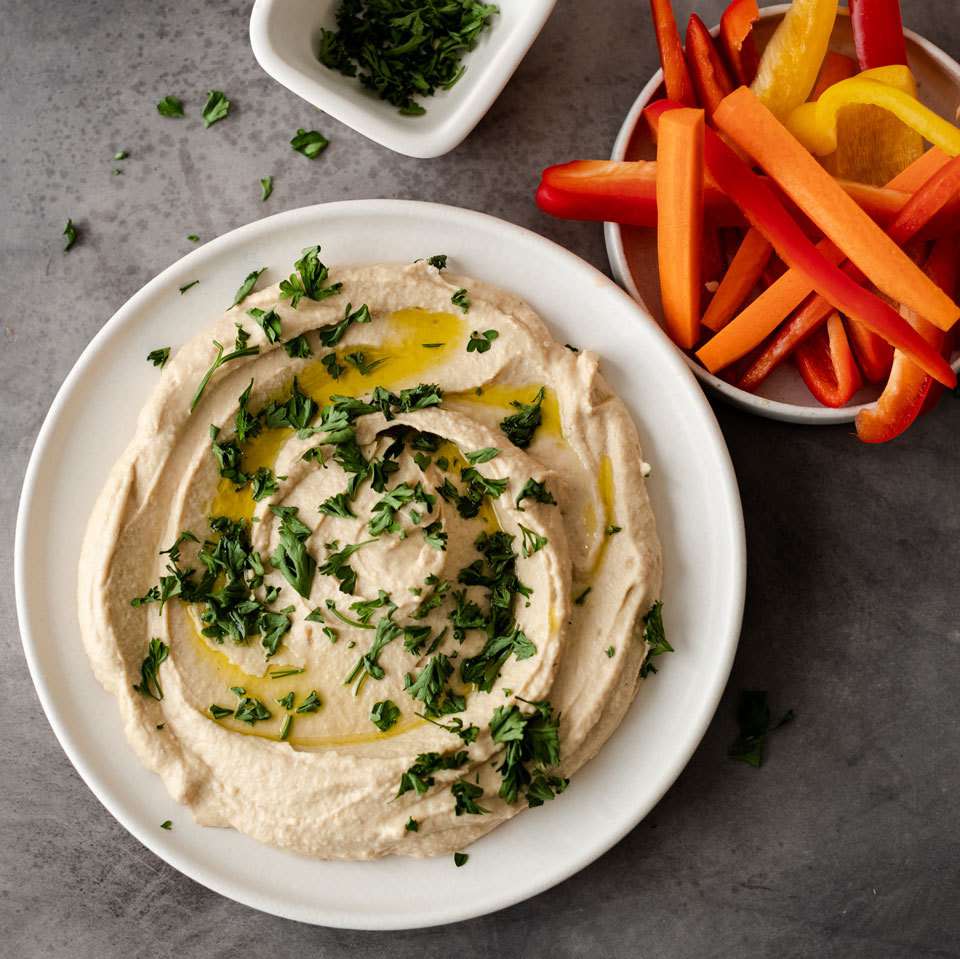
[537,0,960,442]
[79,253,665,860]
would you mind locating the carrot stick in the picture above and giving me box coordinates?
[713,87,960,332]
[692,124,955,387]
[811,52,858,100]
[702,228,773,331]
[657,109,706,349]
[886,146,950,192]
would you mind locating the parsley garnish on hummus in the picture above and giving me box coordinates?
[132,638,168,701]
[499,387,545,449]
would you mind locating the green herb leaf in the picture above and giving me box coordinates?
[280,715,293,740]
[279,245,342,308]
[317,301,369,345]
[370,699,401,731]
[426,254,447,270]
[147,347,171,369]
[515,478,556,511]
[290,128,329,159]
[451,288,471,313]
[639,600,673,678]
[277,692,295,709]
[454,852,469,867]
[209,704,232,719]
[191,334,260,412]
[247,306,282,343]
[160,820,173,830]
[284,334,313,359]
[452,779,489,816]
[201,90,230,127]
[728,690,795,768]
[132,638,169,700]
[405,817,419,832]
[467,329,498,353]
[605,524,622,536]
[113,150,128,161]
[518,524,548,558]
[573,586,591,606]
[231,267,267,309]
[63,218,78,251]
[260,175,273,201]
[296,690,322,714]
[319,538,374,595]
[405,653,465,718]
[271,505,316,598]
[397,750,468,797]
[156,95,184,118]
[187,234,200,242]
[344,351,387,376]
[500,387,545,449]
[179,280,199,294]
[465,447,498,465]
[423,520,447,551]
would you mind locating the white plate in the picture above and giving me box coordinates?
[249,0,557,159]
[604,5,960,424]
[15,200,745,929]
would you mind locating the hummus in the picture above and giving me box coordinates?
[78,255,663,859]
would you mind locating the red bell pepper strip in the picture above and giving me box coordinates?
[535,160,744,228]
[691,119,955,387]
[811,52,858,100]
[735,154,960,390]
[855,236,958,442]
[685,14,735,118]
[649,0,697,106]
[794,311,864,407]
[844,317,894,382]
[702,228,772,332]
[849,0,908,71]
[720,0,760,86]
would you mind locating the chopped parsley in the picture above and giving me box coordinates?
[280,245,342,308]
[426,254,447,270]
[260,175,273,201]
[209,704,232,719]
[231,267,267,309]
[605,646,615,658]
[234,694,272,725]
[397,750,468,797]
[201,90,230,127]
[467,329,498,353]
[518,524,548,558]
[728,690,795,768]
[465,447,499,465]
[290,128,329,159]
[423,520,447,551]
[318,491,356,519]
[160,820,173,830]
[270,505,316,598]
[345,616,401,692]
[187,234,200,242]
[490,699,565,806]
[248,306,282,343]
[319,538,374,595]
[132,638,169,701]
[296,690,323,714]
[639,600,672,678]
[284,334,313,359]
[113,150,128,161]
[573,586,591,606]
[317,1,497,115]
[515,478,556,511]
[344,351,386,376]
[277,692,295,710]
[405,653,465,718]
[156,95,184,117]
[606,524,622,536]
[452,779,488,816]
[62,218,78,251]
[454,852,469,867]
[179,280,199,294]
[317,301,370,346]
[405,817,419,832]
[370,699,401,731]
[191,326,260,411]
[269,666,305,679]
[499,387,545,449]
[280,715,293,740]
[451,288,471,313]
[147,347,171,369]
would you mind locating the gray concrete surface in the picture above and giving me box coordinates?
[2,1,959,955]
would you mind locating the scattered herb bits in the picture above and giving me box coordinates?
[147,347,171,369]
[62,218,78,252]
[201,90,230,128]
[156,95,184,118]
[291,128,329,159]
[317,0,499,116]
[260,176,274,201]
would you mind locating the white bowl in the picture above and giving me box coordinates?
[16,199,744,929]
[605,5,960,424]
[249,0,557,159]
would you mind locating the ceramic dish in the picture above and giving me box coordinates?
[249,0,557,159]
[605,4,960,425]
[16,199,744,929]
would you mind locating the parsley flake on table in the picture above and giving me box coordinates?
[147,347,171,369]
[201,90,230,127]
[113,150,128,160]
[156,95,184,117]
[728,690,795,768]
[260,176,273,201]
[187,234,200,242]
[62,218,78,251]
[290,128,329,158]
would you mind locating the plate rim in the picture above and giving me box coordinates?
[15,198,745,929]
[603,4,960,425]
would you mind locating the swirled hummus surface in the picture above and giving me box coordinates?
[78,256,663,859]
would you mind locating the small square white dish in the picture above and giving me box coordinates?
[249,0,557,159]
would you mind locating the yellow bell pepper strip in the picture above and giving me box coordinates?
[690,115,956,387]
[785,67,960,158]
[656,108,705,350]
[714,86,960,332]
[751,0,839,119]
